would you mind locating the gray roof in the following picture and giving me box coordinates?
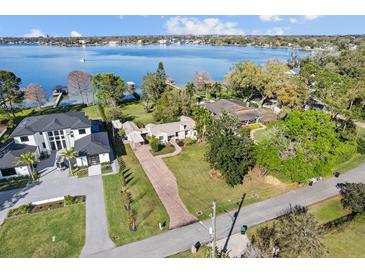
[10,112,91,138]
[203,99,276,123]
[74,131,111,156]
[203,99,248,115]
[146,116,195,136]
[0,142,37,169]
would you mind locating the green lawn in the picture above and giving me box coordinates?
[151,144,175,156]
[164,143,290,219]
[0,204,85,258]
[103,144,169,246]
[122,102,156,125]
[247,196,365,258]
[82,104,103,120]
[253,126,273,143]
[332,153,365,174]
[308,196,350,224]
[308,196,365,257]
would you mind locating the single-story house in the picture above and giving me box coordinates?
[145,116,197,143]
[203,99,276,124]
[122,116,197,144]
[0,111,112,178]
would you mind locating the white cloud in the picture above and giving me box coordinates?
[165,16,244,35]
[23,29,47,38]
[251,27,285,36]
[289,17,298,24]
[304,15,321,21]
[70,30,82,37]
[259,15,282,22]
[266,27,284,35]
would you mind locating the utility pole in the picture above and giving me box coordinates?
[211,200,217,258]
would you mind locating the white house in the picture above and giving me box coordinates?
[0,112,112,178]
[145,116,197,143]
[122,116,197,145]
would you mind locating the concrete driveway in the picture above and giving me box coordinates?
[132,144,197,229]
[0,168,114,257]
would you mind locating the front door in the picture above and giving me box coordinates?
[87,155,100,166]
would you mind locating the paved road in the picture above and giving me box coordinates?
[87,161,365,258]
[0,169,114,257]
[133,144,197,229]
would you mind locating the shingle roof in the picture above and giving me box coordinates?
[146,116,195,136]
[0,141,38,169]
[203,99,276,123]
[10,112,91,138]
[74,131,111,156]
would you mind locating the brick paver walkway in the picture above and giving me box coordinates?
[132,144,197,229]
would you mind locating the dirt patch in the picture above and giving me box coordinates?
[208,169,223,181]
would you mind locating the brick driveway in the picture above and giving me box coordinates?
[132,144,197,229]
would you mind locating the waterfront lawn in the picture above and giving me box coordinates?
[103,144,169,246]
[163,143,291,219]
[122,102,156,126]
[82,104,103,120]
[0,204,85,258]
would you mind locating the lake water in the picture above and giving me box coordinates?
[0,44,310,105]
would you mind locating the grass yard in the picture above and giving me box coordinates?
[332,153,365,174]
[246,196,365,258]
[0,204,85,258]
[253,126,274,143]
[82,104,103,120]
[308,196,365,257]
[151,144,175,156]
[164,143,293,219]
[122,102,156,125]
[103,144,169,246]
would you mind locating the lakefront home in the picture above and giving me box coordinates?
[122,116,197,145]
[203,99,277,124]
[0,112,112,178]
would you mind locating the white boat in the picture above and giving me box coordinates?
[80,58,85,62]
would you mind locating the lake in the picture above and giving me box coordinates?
[0,44,311,105]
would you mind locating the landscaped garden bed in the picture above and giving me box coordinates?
[8,195,85,217]
[0,176,32,192]
[150,143,175,156]
[101,162,113,174]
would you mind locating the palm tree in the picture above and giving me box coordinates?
[60,148,78,175]
[16,151,38,181]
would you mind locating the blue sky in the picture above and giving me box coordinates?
[0,15,364,37]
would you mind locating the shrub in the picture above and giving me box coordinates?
[148,136,161,152]
[337,182,365,213]
[8,204,32,217]
[64,195,85,206]
[118,128,126,138]
[238,127,251,137]
[135,120,145,128]
[183,137,196,146]
[357,137,365,154]
[39,151,49,160]
[0,175,31,184]
[117,156,126,171]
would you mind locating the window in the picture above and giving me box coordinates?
[1,168,16,177]
[47,132,53,137]
[50,141,56,150]
[20,136,29,142]
[79,129,86,135]
[42,142,46,149]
